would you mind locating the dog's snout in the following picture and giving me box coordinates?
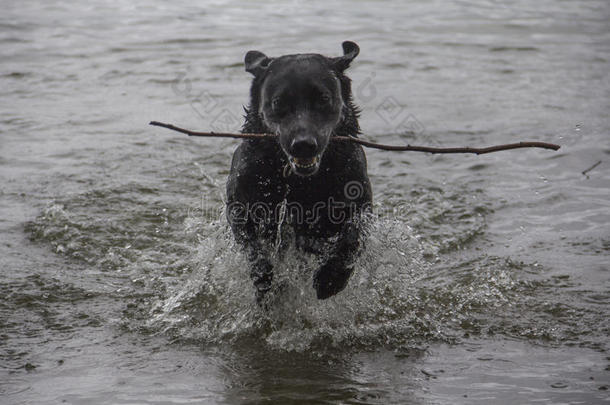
[289,136,318,158]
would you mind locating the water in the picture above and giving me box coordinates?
[1,0,609,403]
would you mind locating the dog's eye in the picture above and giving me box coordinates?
[271,98,280,111]
[314,94,332,110]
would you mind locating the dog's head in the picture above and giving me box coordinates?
[244,41,359,176]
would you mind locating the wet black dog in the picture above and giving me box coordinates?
[226,41,372,303]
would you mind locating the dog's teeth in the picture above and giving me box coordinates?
[293,156,318,169]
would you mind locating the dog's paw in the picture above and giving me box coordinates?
[255,285,272,309]
[313,262,354,300]
[250,258,274,306]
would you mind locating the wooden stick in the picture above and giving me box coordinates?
[582,160,601,176]
[149,121,560,155]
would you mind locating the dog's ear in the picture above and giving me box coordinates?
[245,50,271,76]
[332,41,360,72]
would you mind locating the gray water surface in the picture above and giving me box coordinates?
[1,1,609,404]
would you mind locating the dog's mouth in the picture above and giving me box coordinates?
[288,155,321,176]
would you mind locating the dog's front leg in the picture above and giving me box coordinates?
[313,220,363,299]
[244,241,274,304]
[227,197,277,305]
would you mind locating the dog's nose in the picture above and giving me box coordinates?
[289,136,318,158]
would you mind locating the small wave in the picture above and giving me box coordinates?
[1,72,32,79]
[161,38,217,45]
[489,46,539,52]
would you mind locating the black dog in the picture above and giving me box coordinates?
[226,41,372,303]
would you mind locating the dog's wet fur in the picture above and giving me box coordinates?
[226,41,372,303]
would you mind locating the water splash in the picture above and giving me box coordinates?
[146,213,440,352]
